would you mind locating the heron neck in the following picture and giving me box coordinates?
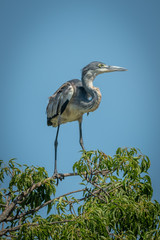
[82,74,102,112]
[82,73,95,95]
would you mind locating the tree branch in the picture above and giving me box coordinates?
[6,188,85,222]
[0,169,109,223]
[0,218,79,237]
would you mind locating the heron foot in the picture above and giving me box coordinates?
[52,172,65,185]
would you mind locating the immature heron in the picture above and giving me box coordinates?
[46,61,127,178]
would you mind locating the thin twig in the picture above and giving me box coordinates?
[107,184,123,194]
[90,181,110,198]
[86,188,108,203]
[106,226,120,239]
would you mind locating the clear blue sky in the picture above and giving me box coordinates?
[0,0,160,200]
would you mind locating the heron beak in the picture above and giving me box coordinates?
[104,65,127,72]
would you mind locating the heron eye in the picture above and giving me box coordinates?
[98,63,105,68]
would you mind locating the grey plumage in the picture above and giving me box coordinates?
[46,61,127,177]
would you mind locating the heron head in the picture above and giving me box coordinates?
[82,61,127,79]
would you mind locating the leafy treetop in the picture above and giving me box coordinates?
[0,148,159,239]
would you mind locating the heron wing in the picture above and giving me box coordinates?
[46,82,74,125]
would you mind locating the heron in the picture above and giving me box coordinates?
[46,61,127,178]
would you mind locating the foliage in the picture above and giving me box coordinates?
[0,148,160,239]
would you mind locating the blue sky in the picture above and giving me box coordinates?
[0,0,160,200]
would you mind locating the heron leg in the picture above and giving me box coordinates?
[78,119,93,181]
[54,124,60,174]
[53,121,64,185]
[78,119,85,150]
